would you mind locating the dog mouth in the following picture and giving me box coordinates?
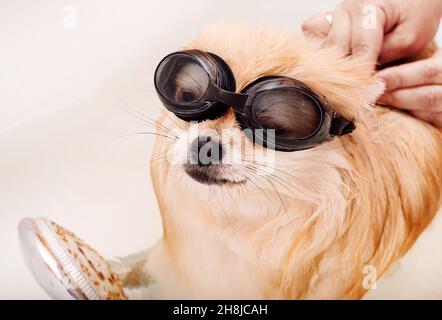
[184,164,246,186]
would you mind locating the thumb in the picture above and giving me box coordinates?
[302,11,332,38]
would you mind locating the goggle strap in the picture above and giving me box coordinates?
[330,113,356,136]
[206,86,249,108]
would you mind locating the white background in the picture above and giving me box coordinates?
[1,0,442,299]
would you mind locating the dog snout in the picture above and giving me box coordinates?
[190,136,223,165]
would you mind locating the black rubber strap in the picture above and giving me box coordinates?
[330,113,356,136]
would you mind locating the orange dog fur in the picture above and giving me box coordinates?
[122,23,442,299]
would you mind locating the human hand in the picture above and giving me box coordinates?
[376,50,442,127]
[302,0,442,68]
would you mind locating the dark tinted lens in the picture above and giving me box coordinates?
[251,88,322,139]
[156,55,210,104]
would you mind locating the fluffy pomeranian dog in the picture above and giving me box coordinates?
[120,23,442,299]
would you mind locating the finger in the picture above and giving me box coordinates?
[349,3,386,67]
[379,24,426,64]
[411,110,442,127]
[302,11,333,38]
[323,5,351,55]
[378,85,442,111]
[376,59,442,91]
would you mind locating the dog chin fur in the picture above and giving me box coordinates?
[135,23,442,299]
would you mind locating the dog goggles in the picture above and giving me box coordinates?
[154,50,355,152]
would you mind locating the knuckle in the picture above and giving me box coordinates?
[400,34,420,55]
[351,42,372,56]
[422,63,442,83]
[390,73,403,90]
[422,88,442,110]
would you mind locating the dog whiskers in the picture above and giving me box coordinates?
[118,131,177,141]
[266,176,287,212]
[162,110,185,131]
[242,160,301,195]
[243,166,286,212]
[120,102,180,139]
[242,168,273,203]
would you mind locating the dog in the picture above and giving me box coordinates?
[118,23,442,299]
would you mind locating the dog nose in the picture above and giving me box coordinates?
[190,136,223,166]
